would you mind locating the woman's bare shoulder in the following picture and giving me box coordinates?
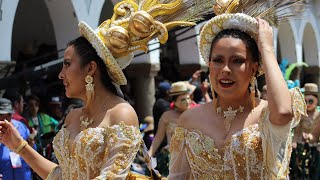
[161,109,176,119]
[162,109,176,116]
[109,102,139,127]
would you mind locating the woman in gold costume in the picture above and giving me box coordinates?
[149,81,194,176]
[294,83,320,143]
[0,0,212,179]
[290,83,320,179]
[168,0,307,179]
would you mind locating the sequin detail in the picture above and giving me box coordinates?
[50,122,142,180]
[169,88,307,180]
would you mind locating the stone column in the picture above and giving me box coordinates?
[125,63,160,119]
[124,39,161,119]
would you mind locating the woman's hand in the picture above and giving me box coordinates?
[0,120,24,151]
[256,18,274,54]
[191,70,202,83]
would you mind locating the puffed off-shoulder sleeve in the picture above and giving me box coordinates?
[46,166,62,180]
[94,123,142,180]
[168,127,192,180]
[259,88,307,179]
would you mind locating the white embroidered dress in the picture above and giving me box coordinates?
[168,88,306,180]
[46,122,142,180]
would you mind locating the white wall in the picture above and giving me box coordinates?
[276,22,298,64]
[0,0,19,61]
[45,0,79,53]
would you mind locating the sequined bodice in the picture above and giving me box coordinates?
[300,111,320,133]
[51,123,142,180]
[167,121,177,142]
[171,124,264,179]
[168,88,307,180]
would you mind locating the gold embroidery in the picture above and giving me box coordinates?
[52,123,142,180]
[170,127,185,153]
[168,88,306,180]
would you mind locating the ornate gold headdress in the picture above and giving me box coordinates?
[79,0,213,85]
[199,0,306,76]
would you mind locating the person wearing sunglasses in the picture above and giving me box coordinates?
[291,83,319,179]
[293,83,319,143]
[302,83,320,143]
[149,81,194,177]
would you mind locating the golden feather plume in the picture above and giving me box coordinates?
[219,0,306,26]
[155,0,215,26]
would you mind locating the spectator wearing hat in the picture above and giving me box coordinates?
[294,83,320,143]
[291,83,320,179]
[25,95,58,159]
[149,81,193,176]
[304,83,319,113]
[47,96,63,123]
[169,81,199,109]
[0,98,32,180]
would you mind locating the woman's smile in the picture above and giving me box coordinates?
[218,78,235,88]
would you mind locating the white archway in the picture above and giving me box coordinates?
[45,0,107,54]
[298,10,320,66]
[302,23,319,66]
[12,0,56,62]
[71,0,104,28]
[277,21,298,64]
[45,0,79,52]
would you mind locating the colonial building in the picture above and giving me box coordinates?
[0,0,319,118]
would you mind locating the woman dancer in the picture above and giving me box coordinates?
[0,0,212,179]
[168,0,307,179]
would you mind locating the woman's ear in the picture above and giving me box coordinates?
[252,61,259,76]
[87,61,98,75]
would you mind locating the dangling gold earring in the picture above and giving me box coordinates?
[85,75,94,107]
[209,76,218,110]
[250,77,256,108]
[211,85,217,110]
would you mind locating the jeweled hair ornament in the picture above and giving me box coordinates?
[199,0,306,76]
[79,0,213,85]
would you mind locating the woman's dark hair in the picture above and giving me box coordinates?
[192,85,203,103]
[67,36,118,96]
[210,29,260,66]
[3,88,22,105]
[172,93,188,102]
[27,95,40,104]
[172,95,179,102]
